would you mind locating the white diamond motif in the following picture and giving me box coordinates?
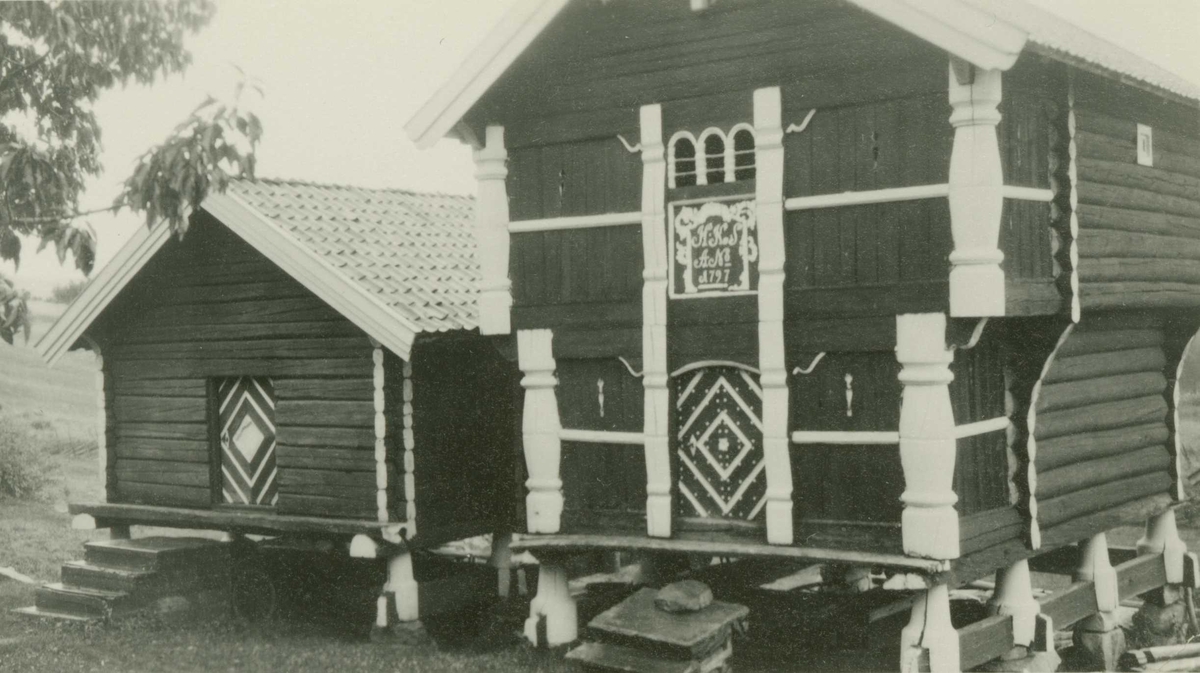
[232,414,265,461]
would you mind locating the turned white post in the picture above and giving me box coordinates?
[524,563,578,647]
[989,559,1041,647]
[1077,532,1119,613]
[402,359,417,535]
[754,86,793,545]
[518,329,563,533]
[900,583,959,672]
[896,313,959,559]
[93,346,109,504]
[947,60,1005,317]
[386,551,420,624]
[372,342,388,523]
[474,125,512,335]
[1139,509,1187,584]
[640,103,672,538]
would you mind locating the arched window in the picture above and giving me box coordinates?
[732,127,756,181]
[670,135,697,188]
[703,132,726,185]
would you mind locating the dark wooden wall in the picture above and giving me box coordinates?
[1073,70,1200,310]
[92,214,385,519]
[402,337,520,542]
[1034,312,1174,546]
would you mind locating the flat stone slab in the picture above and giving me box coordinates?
[566,641,697,673]
[589,588,748,656]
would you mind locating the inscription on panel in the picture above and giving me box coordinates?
[669,196,758,298]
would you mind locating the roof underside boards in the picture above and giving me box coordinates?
[406,0,1200,149]
[36,179,479,366]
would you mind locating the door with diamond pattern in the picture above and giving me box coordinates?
[673,364,766,522]
[216,376,279,507]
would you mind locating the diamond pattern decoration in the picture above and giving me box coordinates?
[673,366,765,521]
[218,376,278,507]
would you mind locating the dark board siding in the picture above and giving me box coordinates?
[1035,313,1174,538]
[1073,70,1200,310]
[999,200,1054,281]
[509,226,642,323]
[560,442,646,534]
[950,336,1011,515]
[557,358,644,433]
[94,215,381,518]
[507,139,641,219]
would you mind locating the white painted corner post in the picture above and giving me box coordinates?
[640,103,672,538]
[947,59,1005,317]
[372,341,388,524]
[475,125,512,335]
[402,359,417,532]
[753,87,793,545]
[896,313,959,559]
[94,345,109,504]
[518,329,563,533]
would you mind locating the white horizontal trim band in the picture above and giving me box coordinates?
[790,430,900,445]
[784,184,949,211]
[509,211,642,233]
[1001,185,1054,202]
[560,429,646,445]
[954,416,1011,439]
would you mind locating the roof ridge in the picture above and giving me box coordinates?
[233,176,475,202]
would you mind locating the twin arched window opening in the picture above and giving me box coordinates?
[669,125,756,188]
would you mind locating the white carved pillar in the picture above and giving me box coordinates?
[640,103,672,538]
[1077,532,1119,613]
[474,125,512,335]
[402,359,417,535]
[372,342,388,523]
[753,87,793,545]
[1138,508,1187,584]
[93,346,109,504]
[524,563,578,647]
[518,329,563,533]
[900,583,959,673]
[948,61,1005,317]
[989,559,1041,647]
[897,313,959,559]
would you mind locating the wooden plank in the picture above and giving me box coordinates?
[1079,229,1200,261]
[275,446,378,471]
[276,493,377,519]
[110,357,371,379]
[115,482,211,507]
[1118,553,1169,600]
[1040,493,1173,549]
[277,468,377,488]
[1057,328,1165,357]
[1037,423,1171,472]
[1077,204,1200,239]
[1037,445,1171,500]
[1077,181,1200,221]
[274,378,374,401]
[1039,580,1100,630]
[959,614,1014,672]
[109,378,207,398]
[111,396,207,423]
[115,466,211,488]
[1038,471,1172,527]
[274,426,375,449]
[1078,157,1200,206]
[1035,395,1168,440]
[1081,257,1200,285]
[1042,347,1166,384]
[275,400,374,428]
[68,501,390,537]
[785,281,947,317]
[107,337,370,361]
[1037,371,1167,414]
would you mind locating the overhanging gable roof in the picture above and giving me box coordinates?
[37,180,478,366]
[406,0,1198,149]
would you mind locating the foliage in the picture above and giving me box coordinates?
[0,1,263,344]
[50,278,88,304]
[0,415,52,499]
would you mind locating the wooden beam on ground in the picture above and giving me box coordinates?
[69,501,392,538]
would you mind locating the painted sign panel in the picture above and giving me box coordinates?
[669,196,758,298]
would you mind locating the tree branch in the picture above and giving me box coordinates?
[9,204,122,225]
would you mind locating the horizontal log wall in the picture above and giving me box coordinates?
[1073,69,1200,310]
[1034,312,1173,537]
[94,216,383,519]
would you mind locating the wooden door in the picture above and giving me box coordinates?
[216,376,279,507]
[673,364,766,522]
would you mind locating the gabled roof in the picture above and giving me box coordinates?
[37,179,478,365]
[406,0,1199,149]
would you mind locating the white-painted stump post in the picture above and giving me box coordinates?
[518,329,563,533]
[900,583,959,673]
[947,60,1005,318]
[374,550,421,638]
[1074,532,1125,671]
[1138,508,1187,585]
[490,532,514,599]
[1077,532,1119,613]
[989,559,1041,647]
[474,125,512,335]
[524,563,577,647]
[896,313,959,559]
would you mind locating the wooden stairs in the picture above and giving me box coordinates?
[14,537,229,623]
[567,588,749,673]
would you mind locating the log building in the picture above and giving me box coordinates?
[406,0,1200,668]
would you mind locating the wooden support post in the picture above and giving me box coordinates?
[372,549,426,643]
[1077,532,1119,612]
[753,86,793,545]
[989,559,1041,647]
[1138,509,1187,585]
[93,345,111,504]
[640,103,671,538]
[518,329,563,534]
[474,125,511,335]
[490,532,513,599]
[524,563,578,647]
[948,60,1005,317]
[896,313,959,559]
[372,342,388,524]
[387,552,419,623]
[1074,533,1125,671]
[402,359,417,534]
[901,583,959,672]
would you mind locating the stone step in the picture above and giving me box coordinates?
[566,642,697,673]
[588,588,748,660]
[84,537,227,573]
[60,562,156,594]
[34,583,135,619]
[11,605,103,624]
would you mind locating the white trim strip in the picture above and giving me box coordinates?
[954,416,1011,439]
[791,430,900,445]
[784,184,950,211]
[559,428,645,445]
[1002,185,1054,202]
[508,211,642,233]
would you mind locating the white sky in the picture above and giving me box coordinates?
[6,0,1200,297]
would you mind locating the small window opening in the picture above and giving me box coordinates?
[704,134,726,185]
[733,128,756,181]
[672,137,697,188]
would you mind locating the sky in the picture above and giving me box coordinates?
[6,0,1200,297]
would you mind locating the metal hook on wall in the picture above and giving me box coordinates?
[616,134,641,153]
[792,352,826,376]
[618,356,644,378]
[785,109,817,135]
